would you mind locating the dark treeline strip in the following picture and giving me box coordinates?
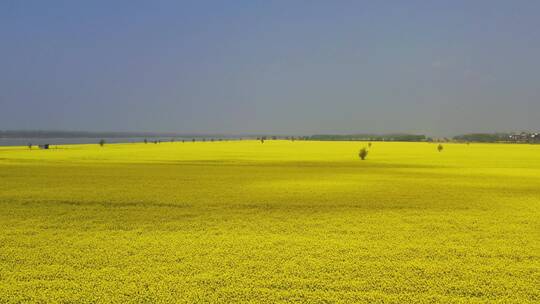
[309,134,427,142]
[453,133,510,142]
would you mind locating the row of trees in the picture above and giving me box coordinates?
[311,134,427,142]
[98,137,239,146]
[453,133,511,143]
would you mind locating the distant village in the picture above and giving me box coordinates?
[453,132,540,143]
[508,132,540,142]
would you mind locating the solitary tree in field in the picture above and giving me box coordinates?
[28,143,32,149]
[368,142,372,148]
[359,147,369,160]
[437,144,444,152]
[99,139,105,147]
[144,138,148,144]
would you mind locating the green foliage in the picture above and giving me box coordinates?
[359,147,369,160]
[453,133,509,142]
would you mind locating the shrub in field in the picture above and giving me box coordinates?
[28,143,32,149]
[99,139,105,147]
[438,144,444,152]
[359,147,369,160]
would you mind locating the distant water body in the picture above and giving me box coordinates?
[0,137,197,147]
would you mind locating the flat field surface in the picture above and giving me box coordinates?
[0,141,539,303]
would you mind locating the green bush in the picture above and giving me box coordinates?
[359,147,368,160]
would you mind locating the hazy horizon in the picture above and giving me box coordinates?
[1,1,539,137]
[0,129,535,138]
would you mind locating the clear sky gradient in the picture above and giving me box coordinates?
[1,1,539,136]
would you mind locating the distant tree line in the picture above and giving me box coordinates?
[0,130,230,139]
[452,133,510,143]
[309,134,427,142]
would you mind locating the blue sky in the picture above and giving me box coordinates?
[1,1,539,136]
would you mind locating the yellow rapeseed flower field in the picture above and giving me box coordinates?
[1,140,539,303]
